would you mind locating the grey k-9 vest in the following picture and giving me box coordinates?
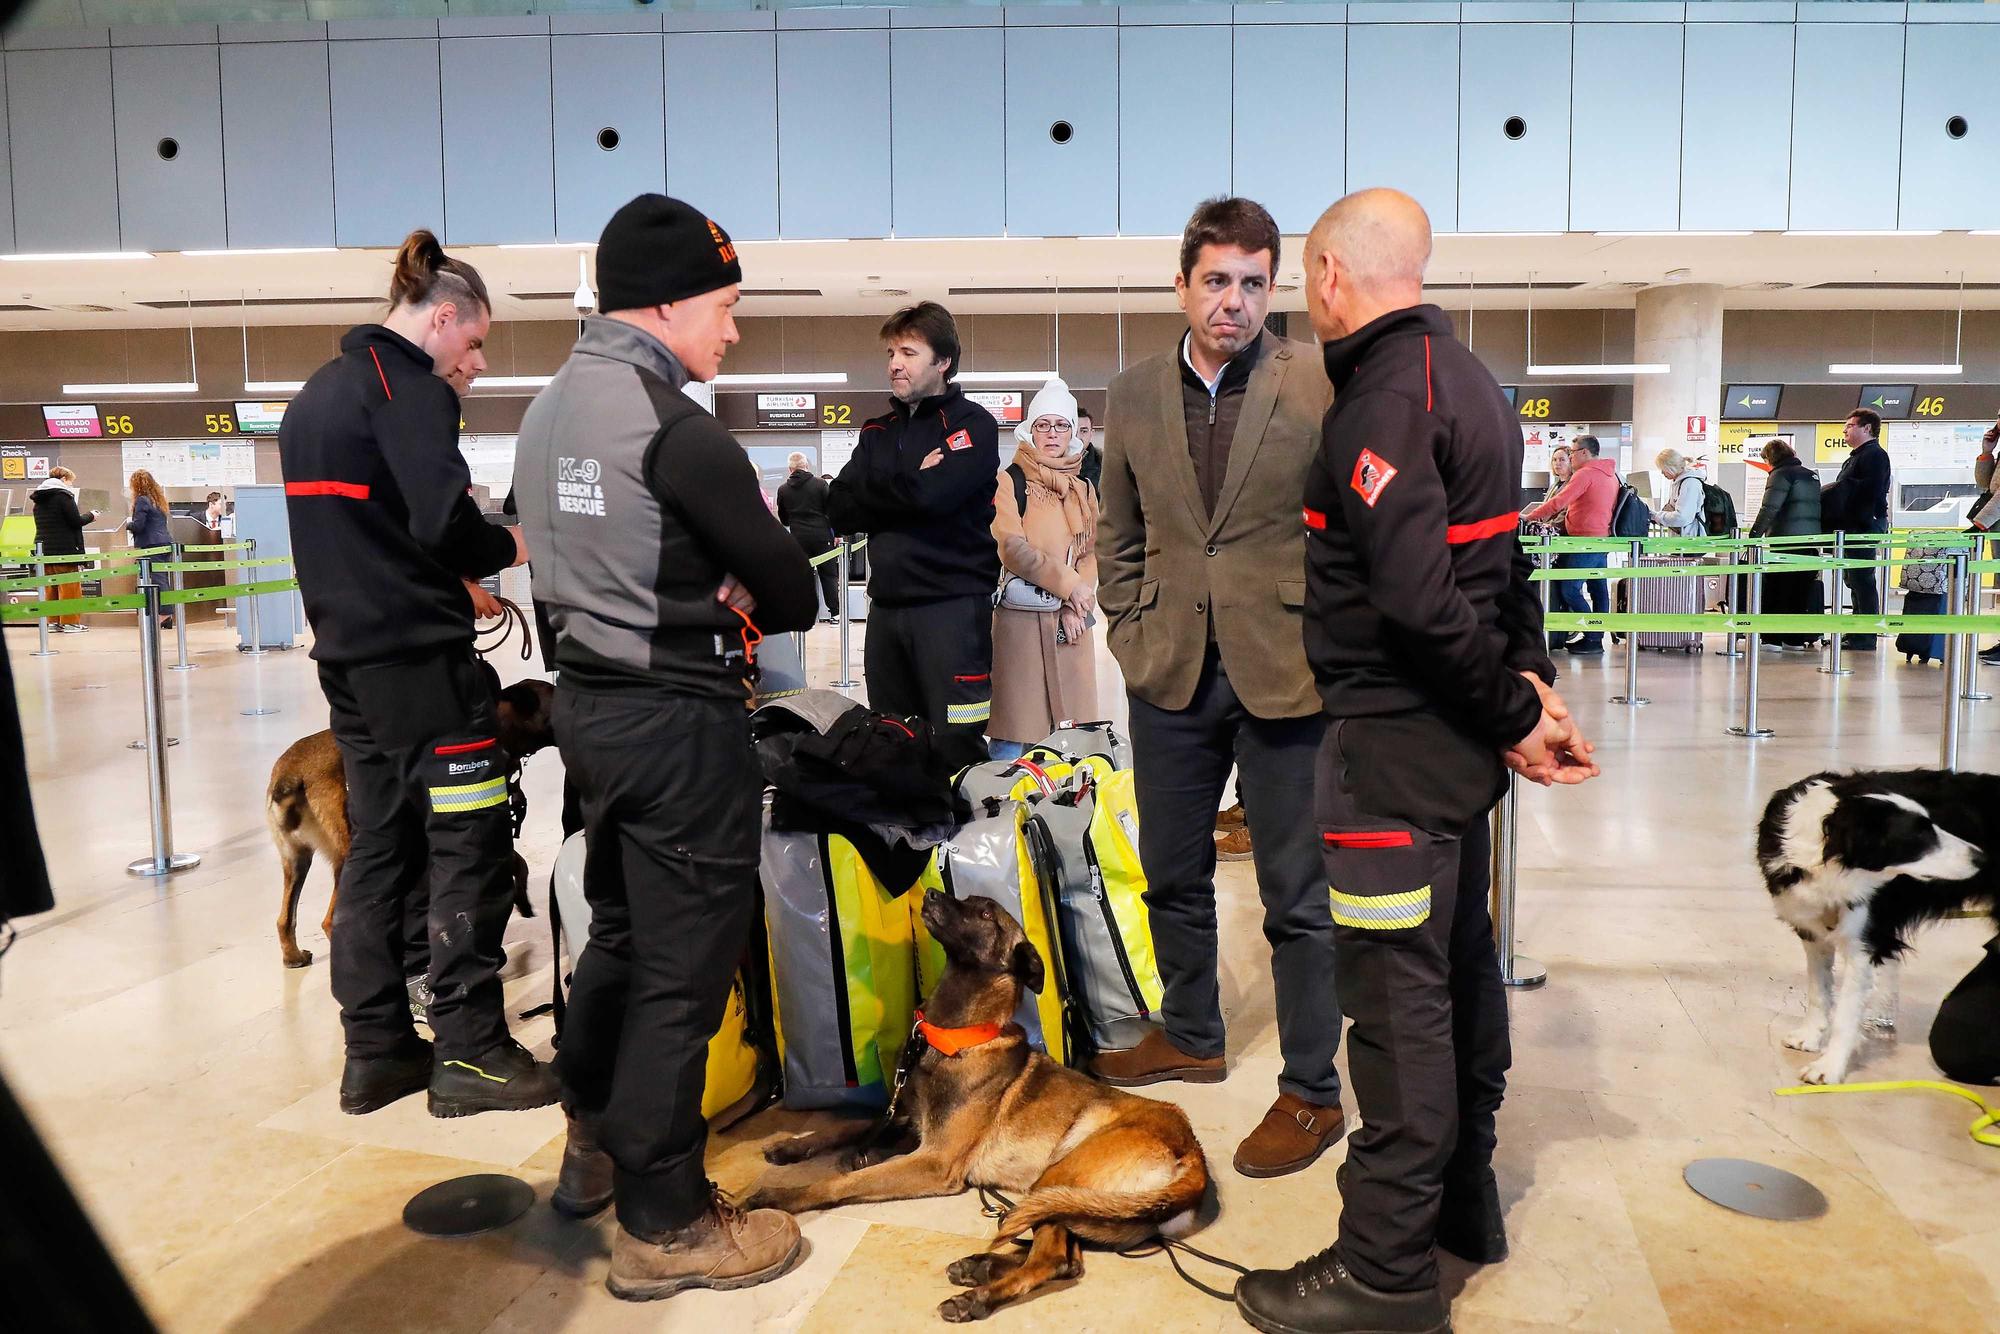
[514,318,749,695]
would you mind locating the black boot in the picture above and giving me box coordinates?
[1435,1172,1508,1266]
[428,1039,561,1118]
[339,1036,434,1115]
[1236,1247,1449,1334]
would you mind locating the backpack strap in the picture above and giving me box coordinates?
[1008,463,1027,517]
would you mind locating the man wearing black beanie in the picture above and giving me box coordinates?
[513,193,816,1301]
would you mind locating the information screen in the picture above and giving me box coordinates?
[754,393,818,428]
[1722,385,1782,420]
[42,404,103,438]
[234,402,287,435]
[1857,385,1916,420]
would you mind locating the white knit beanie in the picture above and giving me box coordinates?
[1015,377,1082,456]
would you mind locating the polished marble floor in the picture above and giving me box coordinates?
[4,617,1998,1332]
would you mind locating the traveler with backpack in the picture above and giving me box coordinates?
[988,377,1100,762]
[1520,434,1619,656]
[1653,449,1708,536]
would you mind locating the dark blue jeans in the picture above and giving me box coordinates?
[1550,552,1610,651]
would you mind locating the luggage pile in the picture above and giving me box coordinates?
[546,696,1168,1114]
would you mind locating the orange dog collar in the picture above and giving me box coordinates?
[914,1009,1004,1058]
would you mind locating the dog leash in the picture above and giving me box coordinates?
[1776,1080,2000,1148]
[971,1186,1250,1303]
[473,595,533,662]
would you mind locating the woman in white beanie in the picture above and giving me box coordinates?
[988,378,1100,759]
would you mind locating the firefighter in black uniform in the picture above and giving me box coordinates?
[281,230,558,1120]
[828,302,1000,771]
[1236,190,1599,1334]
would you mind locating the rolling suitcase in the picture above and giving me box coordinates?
[1896,590,1947,665]
[1633,555,1703,652]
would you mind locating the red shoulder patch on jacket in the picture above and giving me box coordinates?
[946,430,974,452]
[1350,449,1399,508]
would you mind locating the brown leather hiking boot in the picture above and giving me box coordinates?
[1090,1027,1226,1087]
[1215,802,1247,831]
[551,1111,613,1219]
[607,1187,802,1302]
[1234,1093,1346,1178]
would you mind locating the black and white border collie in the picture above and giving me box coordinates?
[1757,769,2000,1085]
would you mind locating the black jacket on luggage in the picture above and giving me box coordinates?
[827,384,1001,606]
[280,325,516,664]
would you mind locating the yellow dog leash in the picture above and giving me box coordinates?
[1776,1080,2000,1148]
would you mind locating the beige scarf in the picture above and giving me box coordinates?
[1012,440,1099,557]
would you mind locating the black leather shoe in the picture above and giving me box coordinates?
[339,1037,434,1115]
[1236,1247,1449,1334]
[1564,643,1604,657]
[1841,635,1878,651]
[428,1039,561,1118]
[1436,1172,1509,1266]
[1979,644,2000,664]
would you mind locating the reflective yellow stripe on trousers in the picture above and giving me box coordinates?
[430,776,509,814]
[1329,885,1431,930]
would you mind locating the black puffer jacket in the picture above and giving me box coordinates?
[29,481,93,557]
[1751,461,1822,538]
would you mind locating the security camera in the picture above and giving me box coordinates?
[573,253,596,315]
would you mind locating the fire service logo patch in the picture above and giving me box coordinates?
[1350,449,1399,508]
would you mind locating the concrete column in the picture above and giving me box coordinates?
[1631,283,1726,496]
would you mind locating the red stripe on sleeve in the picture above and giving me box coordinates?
[1444,511,1519,544]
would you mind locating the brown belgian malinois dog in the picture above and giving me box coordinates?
[747,891,1211,1322]
[267,678,556,968]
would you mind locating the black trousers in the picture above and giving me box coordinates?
[553,684,761,1239]
[1844,541,1881,628]
[1317,713,1511,1294]
[1931,937,2000,1086]
[319,646,514,1061]
[864,595,992,773]
[1127,646,1341,1103]
[790,525,841,619]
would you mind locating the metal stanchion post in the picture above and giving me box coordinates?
[1820,530,1849,677]
[127,573,200,878]
[1956,547,1990,702]
[1728,538,1775,738]
[30,542,57,658]
[168,543,194,672]
[1490,775,1544,988]
[832,539,858,689]
[125,553,181,750]
[1611,538,1649,706]
[1717,526,1745,659]
[240,537,269,658]
[1942,549,1966,770]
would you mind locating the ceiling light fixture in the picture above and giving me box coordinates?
[1783,230,1942,238]
[1527,363,1671,377]
[956,371,1057,384]
[1596,231,1752,238]
[2,251,153,262]
[179,247,337,257]
[1436,232,1563,239]
[1829,271,1967,376]
[64,381,200,394]
[496,241,596,250]
[1827,363,1963,376]
[711,373,850,387]
[473,375,555,389]
[243,380,306,393]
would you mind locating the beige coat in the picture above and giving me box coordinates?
[1098,335,1331,717]
[990,463,1101,742]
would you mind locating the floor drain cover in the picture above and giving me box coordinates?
[1683,1158,1827,1221]
[402,1174,535,1238]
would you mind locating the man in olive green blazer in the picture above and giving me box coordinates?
[1092,197,1344,1180]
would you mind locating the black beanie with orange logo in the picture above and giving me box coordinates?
[596,193,743,312]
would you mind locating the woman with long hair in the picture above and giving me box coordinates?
[126,469,174,628]
[987,377,1099,759]
[31,465,96,631]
